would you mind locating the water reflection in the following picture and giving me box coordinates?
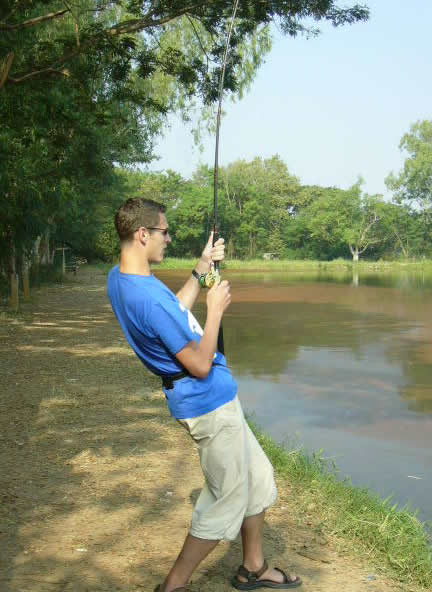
[226,268,432,290]
[224,301,400,378]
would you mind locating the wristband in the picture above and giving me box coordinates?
[192,269,207,288]
[191,269,201,283]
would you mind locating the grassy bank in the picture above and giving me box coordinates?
[249,421,432,590]
[157,257,432,272]
[94,258,432,274]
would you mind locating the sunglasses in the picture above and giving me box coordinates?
[146,226,170,237]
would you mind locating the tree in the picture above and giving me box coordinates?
[0,64,158,281]
[89,168,186,261]
[385,121,432,255]
[167,183,213,257]
[372,201,431,260]
[386,120,432,216]
[304,182,384,261]
[219,156,300,257]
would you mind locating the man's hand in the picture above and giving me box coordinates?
[177,232,226,311]
[201,232,225,267]
[206,279,231,316]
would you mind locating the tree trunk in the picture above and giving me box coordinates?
[61,244,66,275]
[32,236,41,285]
[224,179,232,206]
[392,228,409,258]
[49,234,56,264]
[349,245,360,262]
[227,237,234,259]
[22,258,30,301]
[10,274,19,310]
[33,236,42,264]
[9,246,19,311]
[248,233,256,258]
[40,228,50,264]
[0,52,14,91]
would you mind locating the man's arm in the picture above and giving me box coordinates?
[175,257,210,311]
[176,234,225,310]
[176,279,231,378]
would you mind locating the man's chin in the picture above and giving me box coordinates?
[150,253,165,265]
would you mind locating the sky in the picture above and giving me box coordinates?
[148,1,432,200]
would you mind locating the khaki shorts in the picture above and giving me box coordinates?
[178,395,277,541]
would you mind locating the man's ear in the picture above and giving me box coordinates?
[136,226,148,245]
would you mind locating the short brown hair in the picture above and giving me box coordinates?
[114,198,166,243]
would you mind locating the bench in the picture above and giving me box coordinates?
[65,256,87,275]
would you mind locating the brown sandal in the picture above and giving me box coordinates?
[231,560,302,590]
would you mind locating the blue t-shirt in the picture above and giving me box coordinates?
[107,265,237,419]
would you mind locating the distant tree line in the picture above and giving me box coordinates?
[93,122,432,263]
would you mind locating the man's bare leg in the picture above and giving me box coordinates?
[160,534,219,592]
[239,511,299,584]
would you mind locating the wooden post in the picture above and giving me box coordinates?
[56,244,70,274]
[62,244,66,275]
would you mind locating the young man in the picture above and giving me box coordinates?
[107,198,301,591]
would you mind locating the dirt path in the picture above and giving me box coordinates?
[0,268,403,592]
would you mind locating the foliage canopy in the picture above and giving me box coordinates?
[1,0,371,291]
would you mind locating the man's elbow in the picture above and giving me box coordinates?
[191,359,212,379]
[176,344,212,379]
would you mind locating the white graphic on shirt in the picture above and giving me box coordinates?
[178,302,218,360]
[179,303,203,336]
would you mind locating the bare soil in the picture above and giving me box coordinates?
[0,267,403,592]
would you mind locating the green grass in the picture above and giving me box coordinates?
[156,257,432,272]
[248,421,432,590]
[94,258,432,273]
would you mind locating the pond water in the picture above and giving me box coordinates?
[157,269,432,524]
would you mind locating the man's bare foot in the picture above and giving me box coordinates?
[257,565,299,584]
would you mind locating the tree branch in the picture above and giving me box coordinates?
[0,8,69,31]
[359,213,379,244]
[0,52,14,90]
[186,14,216,68]
[8,66,70,84]
[106,4,205,36]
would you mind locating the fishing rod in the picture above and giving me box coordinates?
[212,0,240,355]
